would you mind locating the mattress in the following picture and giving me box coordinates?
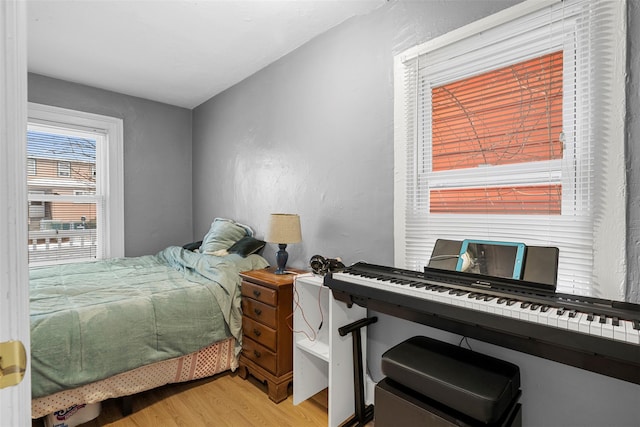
[32,337,237,419]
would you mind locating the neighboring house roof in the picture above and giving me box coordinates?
[27,130,96,163]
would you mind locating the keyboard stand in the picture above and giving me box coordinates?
[337,316,378,427]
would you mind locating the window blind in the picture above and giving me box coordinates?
[395,0,626,297]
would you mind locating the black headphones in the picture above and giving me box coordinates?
[309,255,345,276]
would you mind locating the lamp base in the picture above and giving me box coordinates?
[274,243,289,274]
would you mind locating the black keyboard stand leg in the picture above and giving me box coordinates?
[337,316,378,427]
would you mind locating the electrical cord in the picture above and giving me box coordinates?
[287,273,325,342]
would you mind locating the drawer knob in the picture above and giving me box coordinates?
[254,308,262,316]
[253,289,261,298]
[253,350,261,358]
[253,328,262,337]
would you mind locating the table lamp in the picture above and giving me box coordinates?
[266,213,302,274]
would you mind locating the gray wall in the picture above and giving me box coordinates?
[28,73,193,256]
[627,0,640,303]
[192,1,640,426]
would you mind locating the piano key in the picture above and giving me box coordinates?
[558,311,569,330]
[486,298,504,316]
[478,299,492,312]
[464,297,475,310]
[520,307,533,321]
[451,295,465,307]
[532,306,552,322]
[501,301,513,318]
[484,298,498,314]
[602,317,614,338]
[512,303,526,319]
[589,315,603,336]
[568,312,583,331]
[543,306,561,325]
[511,302,530,320]
[546,309,560,328]
[436,292,453,305]
[578,314,592,334]
[614,319,627,342]
[625,320,640,344]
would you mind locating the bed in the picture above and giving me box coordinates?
[30,218,269,419]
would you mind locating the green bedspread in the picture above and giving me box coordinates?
[29,246,269,398]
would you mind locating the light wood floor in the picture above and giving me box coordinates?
[35,372,331,427]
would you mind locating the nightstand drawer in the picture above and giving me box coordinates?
[243,317,277,351]
[242,281,277,305]
[242,337,277,374]
[241,297,277,328]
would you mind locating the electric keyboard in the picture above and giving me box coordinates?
[324,262,640,385]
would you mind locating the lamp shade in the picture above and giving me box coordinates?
[266,214,302,244]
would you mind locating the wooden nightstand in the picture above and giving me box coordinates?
[238,267,305,403]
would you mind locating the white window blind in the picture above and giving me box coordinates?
[394,0,626,298]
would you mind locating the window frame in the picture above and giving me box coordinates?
[27,157,36,175]
[27,102,124,262]
[393,0,627,299]
[56,160,70,177]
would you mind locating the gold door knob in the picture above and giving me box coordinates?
[0,340,27,389]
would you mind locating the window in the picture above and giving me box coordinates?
[27,103,124,265]
[27,158,36,175]
[57,161,71,177]
[394,0,626,299]
[429,51,563,215]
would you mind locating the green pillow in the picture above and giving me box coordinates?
[199,218,253,254]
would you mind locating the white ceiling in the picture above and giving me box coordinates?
[27,0,386,109]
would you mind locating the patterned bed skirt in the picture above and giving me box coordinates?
[32,337,238,419]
